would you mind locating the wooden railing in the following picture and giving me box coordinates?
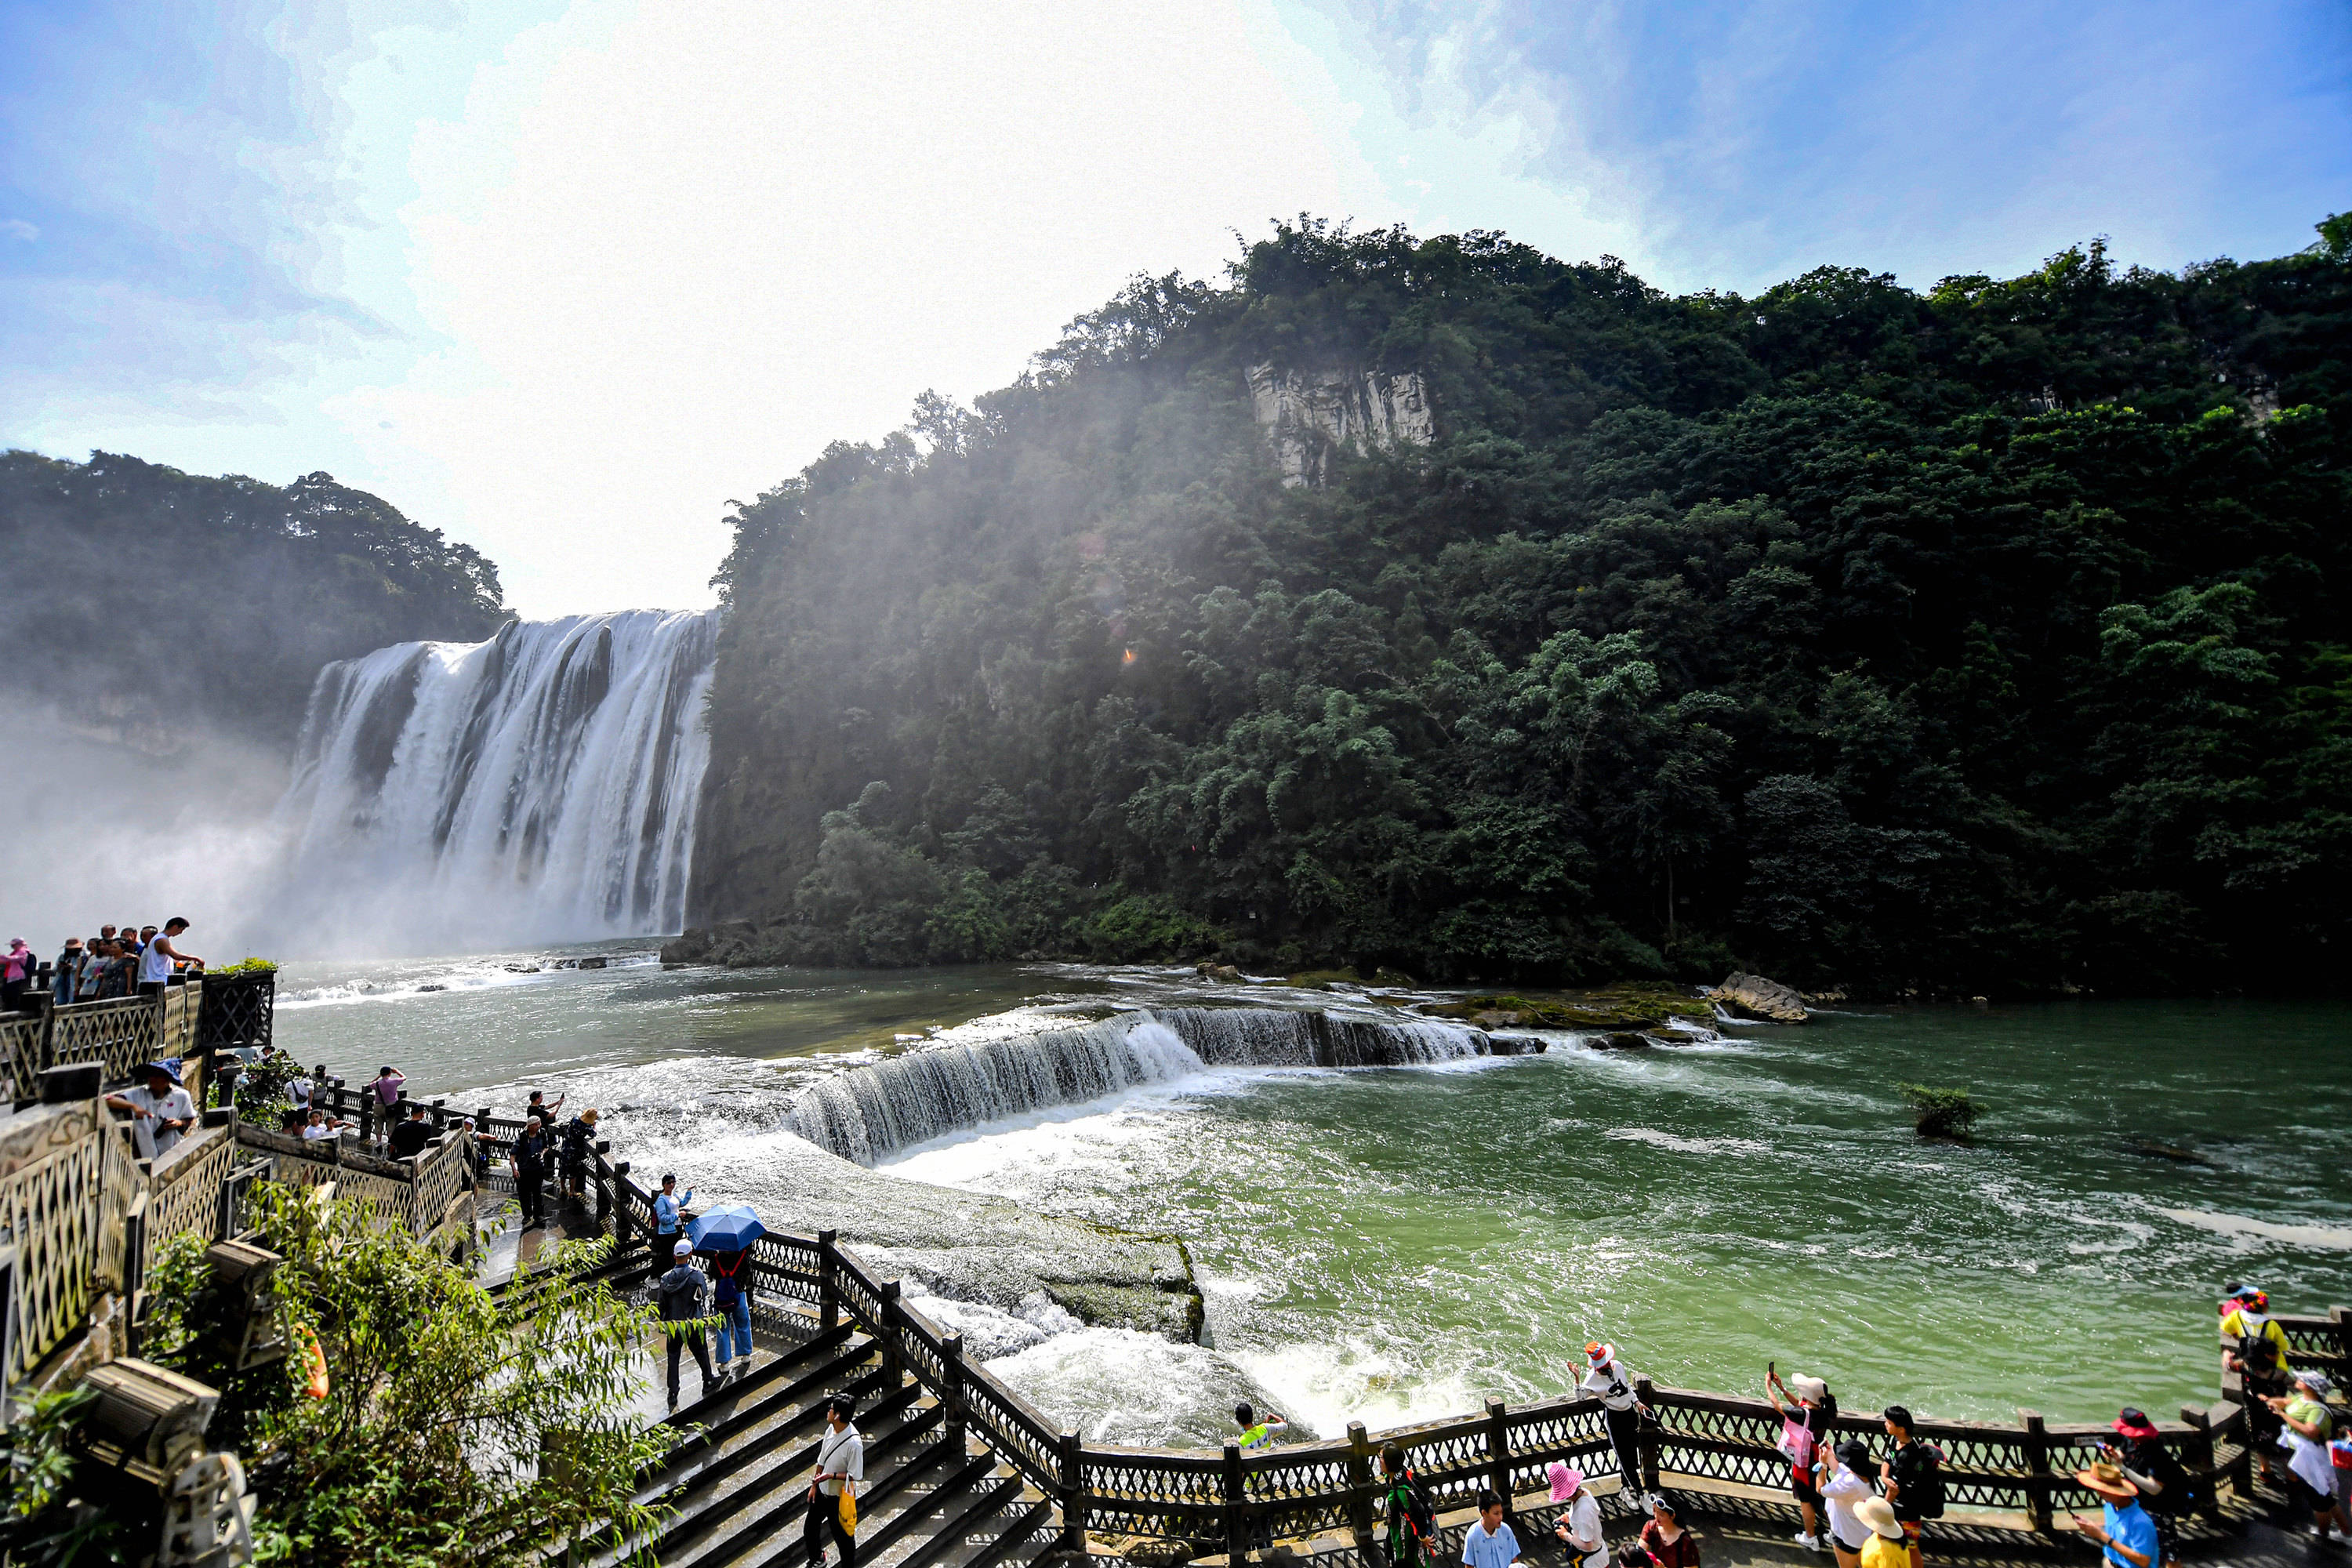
[229,1122,477,1258]
[539,1118,2274,1555]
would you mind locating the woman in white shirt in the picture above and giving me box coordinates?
[1545,1462,1607,1568]
[1817,1439,1880,1567]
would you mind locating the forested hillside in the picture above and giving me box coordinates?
[0,451,506,748]
[687,216,2352,995]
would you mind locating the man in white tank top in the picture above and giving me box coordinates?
[136,916,203,1000]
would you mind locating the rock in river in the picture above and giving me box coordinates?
[1707,971,1810,1024]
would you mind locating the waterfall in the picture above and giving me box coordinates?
[273,610,717,949]
[793,1008,1490,1163]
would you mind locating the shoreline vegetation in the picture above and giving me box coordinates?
[683,214,2352,1001]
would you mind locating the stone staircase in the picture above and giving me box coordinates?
[589,1314,1062,1568]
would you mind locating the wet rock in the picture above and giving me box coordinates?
[1707,972,1809,1024]
[1595,1031,1656,1051]
[576,956,607,970]
[503,963,539,974]
[1485,1035,1549,1056]
[2129,1138,2223,1168]
[1193,962,1243,983]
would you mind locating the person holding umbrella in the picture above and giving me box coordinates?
[689,1203,767,1384]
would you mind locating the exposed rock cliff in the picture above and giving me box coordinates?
[1245,362,1433,486]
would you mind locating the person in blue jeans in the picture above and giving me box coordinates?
[710,1248,754,1381]
[2071,1462,2155,1568]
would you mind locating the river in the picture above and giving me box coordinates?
[272,948,2352,1445]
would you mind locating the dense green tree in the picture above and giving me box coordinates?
[688,216,2352,995]
[0,450,505,746]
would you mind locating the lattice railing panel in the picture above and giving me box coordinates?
[160,979,202,1056]
[1,1014,42,1100]
[964,1370,1067,1486]
[195,972,273,1052]
[0,1102,118,1386]
[142,1123,234,1277]
[49,996,161,1084]
[1083,1450,1223,1537]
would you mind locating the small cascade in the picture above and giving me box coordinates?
[789,1019,1203,1163]
[793,1007,1490,1163]
[273,609,717,949]
[1152,1007,1486,1068]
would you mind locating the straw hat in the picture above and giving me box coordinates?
[1547,1461,1584,1503]
[1854,1497,1904,1541]
[2075,1461,2136,1503]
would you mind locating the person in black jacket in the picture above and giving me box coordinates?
[511,1117,550,1232]
[657,1239,717,1408]
[1377,1443,1434,1568]
[559,1108,599,1201]
[2103,1408,2197,1568]
[387,1102,434,1160]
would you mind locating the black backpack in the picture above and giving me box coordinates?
[2238,1325,2281,1377]
[1893,1440,1946,1519]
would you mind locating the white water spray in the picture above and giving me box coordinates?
[272,610,717,951]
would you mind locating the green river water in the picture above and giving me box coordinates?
[274,952,2351,1444]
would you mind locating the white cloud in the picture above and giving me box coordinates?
[1,219,37,242]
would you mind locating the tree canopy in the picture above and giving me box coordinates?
[0,450,506,747]
[693,216,2352,995]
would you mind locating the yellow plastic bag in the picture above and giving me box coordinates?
[839,1484,857,1534]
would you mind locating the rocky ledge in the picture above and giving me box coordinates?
[1706,971,1810,1024]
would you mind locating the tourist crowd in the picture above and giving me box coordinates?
[1354,1320,2350,1568]
[2,917,205,1011]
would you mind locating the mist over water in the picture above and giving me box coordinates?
[269,610,716,954]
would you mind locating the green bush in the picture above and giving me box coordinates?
[1900,1083,1981,1140]
[208,956,280,977]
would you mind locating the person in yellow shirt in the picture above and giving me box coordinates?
[1852,1498,1909,1568]
[2220,1284,2292,1485]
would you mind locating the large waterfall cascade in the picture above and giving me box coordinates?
[274,609,718,949]
[790,1007,1490,1163]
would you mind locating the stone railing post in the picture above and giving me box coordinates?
[1345,1420,1374,1555]
[2177,1405,2222,1521]
[2332,1305,2351,1369]
[1221,1440,1248,1566]
[209,1054,241,1112]
[1635,1377,1661,1494]
[817,1230,839,1330]
[593,1141,612,1226]
[1058,1429,1085,1551]
[429,1097,446,1131]
[941,1330,968,1451]
[2017,1409,2053,1534]
[1486,1396,1513,1517]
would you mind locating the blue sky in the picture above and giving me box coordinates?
[4,0,2347,617]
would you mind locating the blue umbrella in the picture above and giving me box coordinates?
[686,1203,766,1252]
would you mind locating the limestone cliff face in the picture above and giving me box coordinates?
[1245,362,1434,486]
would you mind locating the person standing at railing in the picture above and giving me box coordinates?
[49,937,82,1004]
[1877,1406,1941,1568]
[2069,1461,2155,1568]
[655,1173,695,1243]
[559,1109,598,1202]
[512,1116,552,1231]
[1816,1439,1879,1568]
[1768,1367,1838,1552]
[1581,1342,1650,1492]
[387,1102,434,1160]
[135,917,202,1000]
[806,1395,863,1568]
[2102,1408,2196,1568]
[107,1060,197,1161]
[2220,1284,2292,1487]
[2271,1370,2343,1543]
[2,938,35,1011]
[657,1239,719,1410]
[1379,1443,1436,1568]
